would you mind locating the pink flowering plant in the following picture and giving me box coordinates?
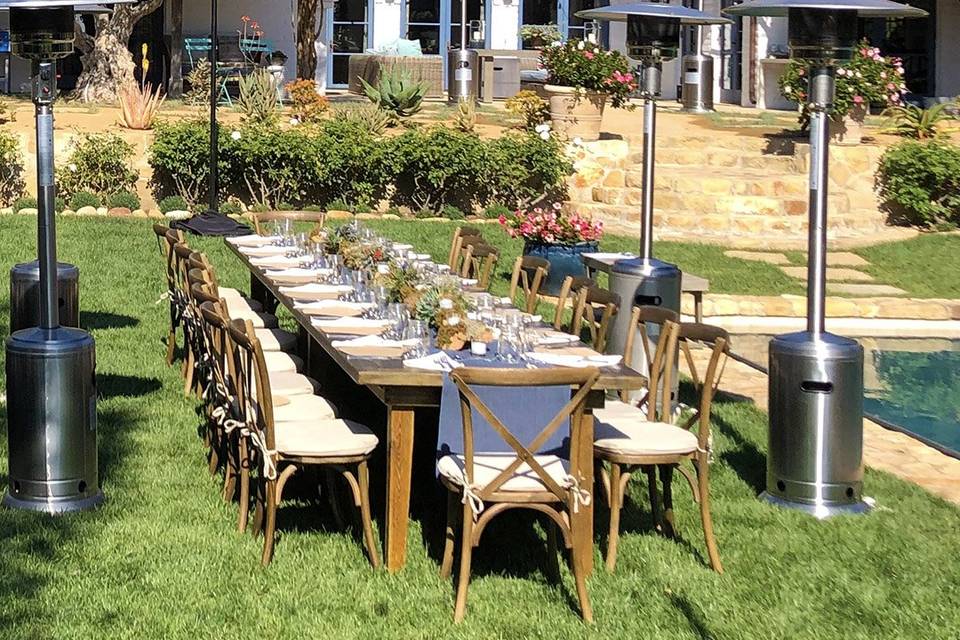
[499,202,604,245]
[778,39,907,129]
[540,39,637,108]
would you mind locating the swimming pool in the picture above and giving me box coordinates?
[729,334,960,458]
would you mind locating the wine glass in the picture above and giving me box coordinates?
[405,320,430,358]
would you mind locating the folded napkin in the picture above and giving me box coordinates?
[533,330,580,346]
[392,243,414,251]
[227,234,281,247]
[525,352,622,368]
[279,283,353,301]
[264,268,323,284]
[239,245,290,257]
[250,255,313,269]
[403,351,464,372]
[461,278,479,287]
[295,300,373,318]
[332,334,416,357]
[312,317,390,336]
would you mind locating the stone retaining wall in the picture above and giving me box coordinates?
[682,293,960,321]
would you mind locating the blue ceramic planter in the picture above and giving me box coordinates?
[523,241,599,296]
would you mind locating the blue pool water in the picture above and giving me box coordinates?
[731,335,960,458]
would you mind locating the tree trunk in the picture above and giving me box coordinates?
[74,0,164,103]
[295,0,324,81]
[169,0,184,98]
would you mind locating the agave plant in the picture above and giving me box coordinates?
[454,97,477,133]
[359,65,428,123]
[333,103,391,135]
[118,81,165,130]
[237,69,281,124]
[880,102,954,140]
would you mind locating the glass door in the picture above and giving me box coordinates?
[718,0,742,102]
[407,0,444,55]
[330,0,371,87]
[450,0,486,49]
[565,0,601,42]
[521,0,559,50]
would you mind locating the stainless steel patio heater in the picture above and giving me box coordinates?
[448,0,478,103]
[723,0,926,517]
[680,1,716,112]
[2,0,134,514]
[576,3,727,378]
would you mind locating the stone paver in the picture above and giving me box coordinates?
[826,252,871,267]
[688,349,960,505]
[781,266,874,282]
[724,250,791,265]
[827,283,908,296]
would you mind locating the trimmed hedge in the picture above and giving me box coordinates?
[149,120,571,214]
[877,140,960,228]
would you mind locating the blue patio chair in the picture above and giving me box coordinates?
[184,37,234,106]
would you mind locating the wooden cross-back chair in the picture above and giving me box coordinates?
[249,210,326,239]
[457,242,499,292]
[616,305,681,408]
[447,226,484,268]
[439,367,600,623]
[226,319,380,568]
[594,320,730,574]
[551,275,593,332]
[153,225,183,366]
[570,285,620,354]
[508,256,549,314]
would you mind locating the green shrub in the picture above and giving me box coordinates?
[149,119,217,206]
[326,199,351,212]
[360,64,427,123]
[55,196,65,212]
[388,127,488,212]
[876,140,960,227]
[484,202,512,219]
[107,190,141,210]
[414,207,435,219]
[219,201,243,215]
[485,131,572,207]
[69,191,101,210]
[880,103,954,140]
[236,69,281,125]
[12,195,36,213]
[184,58,211,106]
[441,204,466,220]
[303,204,323,212]
[249,202,270,213]
[57,133,137,200]
[158,195,188,214]
[0,130,26,206]
[383,206,402,217]
[314,119,392,208]
[505,90,549,131]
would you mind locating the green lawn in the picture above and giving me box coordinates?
[1,216,959,639]
[854,234,960,299]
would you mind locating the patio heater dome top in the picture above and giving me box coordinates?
[0,0,136,60]
[0,0,135,6]
[720,0,928,18]
[576,2,732,25]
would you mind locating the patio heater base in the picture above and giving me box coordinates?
[759,491,872,519]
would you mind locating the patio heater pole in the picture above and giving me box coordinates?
[638,60,659,260]
[207,0,218,216]
[722,0,927,518]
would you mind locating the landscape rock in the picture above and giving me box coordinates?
[61,209,76,216]
[96,207,109,216]
[19,207,38,216]
[76,206,97,216]
[132,209,148,218]
[165,210,192,220]
[109,207,132,217]
[326,210,352,220]
[147,209,164,219]
[0,207,12,215]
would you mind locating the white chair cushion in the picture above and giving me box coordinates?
[262,351,303,374]
[437,453,570,493]
[272,394,338,422]
[255,328,297,352]
[227,307,279,329]
[594,399,643,423]
[220,288,264,312]
[594,418,699,457]
[224,297,267,318]
[266,371,318,397]
[275,418,378,458]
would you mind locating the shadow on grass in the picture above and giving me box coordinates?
[97,374,162,399]
[667,590,717,640]
[80,311,139,331]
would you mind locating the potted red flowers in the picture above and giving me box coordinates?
[500,202,604,295]
[539,39,637,141]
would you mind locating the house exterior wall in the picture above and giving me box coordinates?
[935,0,960,97]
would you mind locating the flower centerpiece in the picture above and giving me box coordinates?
[778,39,908,145]
[539,39,637,140]
[339,238,386,270]
[499,202,603,295]
[520,24,561,49]
[412,281,475,350]
[374,260,423,305]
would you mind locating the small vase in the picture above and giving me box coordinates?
[523,240,599,296]
[830,103,867,146]
[544,84,607,141]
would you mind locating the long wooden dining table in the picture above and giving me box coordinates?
[226,240,647,574]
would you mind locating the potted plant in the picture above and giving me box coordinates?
[778,39,908,145]
[520,24,561,50]
[539,39,636,141]
[499,202,604,295]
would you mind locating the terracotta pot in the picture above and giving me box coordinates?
[544,84,607,141]
[830,103,867,146]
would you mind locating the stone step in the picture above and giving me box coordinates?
[780,266,875,282]
[589,186,855,216]
[620,133,801,154]
[628,149,804,173]
[827,283,908,296]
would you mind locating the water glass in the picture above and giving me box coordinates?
[404,320,430,357]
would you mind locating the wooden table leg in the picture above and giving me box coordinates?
[385,405,416,572]
[694,292,704,323]
[571,409,595,577]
